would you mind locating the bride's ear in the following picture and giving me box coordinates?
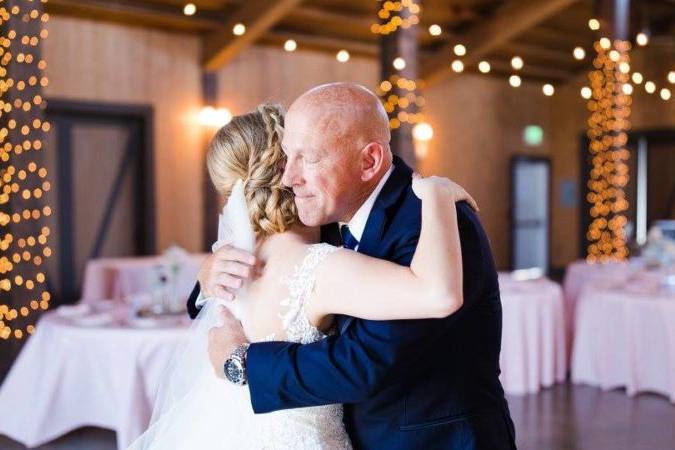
[359,142,385,182]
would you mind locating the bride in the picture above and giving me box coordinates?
[128,103,478,450]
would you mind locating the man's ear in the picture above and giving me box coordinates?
[360,142,385,182]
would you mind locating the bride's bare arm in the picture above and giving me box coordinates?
[309,176,476,321]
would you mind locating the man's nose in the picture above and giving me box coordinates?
[281,159,298,187]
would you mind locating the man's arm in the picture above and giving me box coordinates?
[186,282,202,319]
[247,204,485,412]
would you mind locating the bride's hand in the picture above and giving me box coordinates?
[412,175,479,212]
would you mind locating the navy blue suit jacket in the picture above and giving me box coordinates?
[187,157,516,450]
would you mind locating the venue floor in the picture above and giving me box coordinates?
[1,382,673,450]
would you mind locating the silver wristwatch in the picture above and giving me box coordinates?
[224,343,250,385]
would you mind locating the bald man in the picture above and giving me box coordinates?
[188,83,516,450]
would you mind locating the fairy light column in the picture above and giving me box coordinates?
[0,0,52,342]
[585,1,631,263]
[373,0,422,168]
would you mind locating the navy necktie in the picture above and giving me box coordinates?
[340,225,359,250]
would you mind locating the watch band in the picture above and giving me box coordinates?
[233,342,250,362]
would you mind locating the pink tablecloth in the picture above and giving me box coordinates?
[571,278,675,402]
[81,254,207,304]
[562,260,642,361]
[0,305,189,450]
[498,273,567,395]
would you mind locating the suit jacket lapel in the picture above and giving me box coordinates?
[356,156,412,257]
[339,156,413,333]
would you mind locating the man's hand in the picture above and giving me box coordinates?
[208,306,249,379]
[198,244,256,300]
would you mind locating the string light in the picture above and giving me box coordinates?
[509,75,521,87]
[336,50,350,63]
[645,81,656,94]
[428,24,442,36]
[636,32,649,46]
[660,88,671,101]
[283,39,297,52]
[453,44,466,57]
[584,39,631,263]
[478,61,491,73]
[376,75,426,129]
[182,3,196,16]
[511,56,524,70]
[631,72,643,84]
[373,2,425,137]
[232,23,246,36]
[1,0,52,340]
[542,84,555,96]
[371,0,420,35]
[588,18,600,31]
[451,60,464,73]
[573,47,586,60]
[668,71,675,84]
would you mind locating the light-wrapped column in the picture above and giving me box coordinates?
[0,0,52,340]
[585,38,631,263]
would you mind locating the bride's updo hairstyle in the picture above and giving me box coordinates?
[206,103,298,239]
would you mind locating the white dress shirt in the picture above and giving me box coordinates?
[196,165,395,307]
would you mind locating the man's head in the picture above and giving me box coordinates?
[281,83,393,227]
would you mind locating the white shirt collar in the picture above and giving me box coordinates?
[340,165,394,243]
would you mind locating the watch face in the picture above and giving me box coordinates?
[225,359,243,383]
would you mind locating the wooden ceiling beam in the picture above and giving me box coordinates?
[487,59,574,83]
[286,6,373,32]
[521,26,593,51]
[500,41,578,67]
[47,0,222,31]
[421,0,580,87]
[202,0,304,71]
[261,31,378,58]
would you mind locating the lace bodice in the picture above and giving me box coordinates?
[279,243,338,344]
[252,243,352,449]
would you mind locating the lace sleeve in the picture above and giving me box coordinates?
[280,243,340,344]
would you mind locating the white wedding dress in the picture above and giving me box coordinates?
[127,181,352,450]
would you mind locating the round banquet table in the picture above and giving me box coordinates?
[0,303,190,450]
[571,272,675,402]
[498,273,567,395]
[80,254,207,304]
[562,259,643,360]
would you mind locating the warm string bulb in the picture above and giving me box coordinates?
[376,75,426,129]
[0,0,52,340]
[371,0,421,35]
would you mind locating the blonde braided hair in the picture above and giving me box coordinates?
[206,103,298,239]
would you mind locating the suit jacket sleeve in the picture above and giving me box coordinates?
[247,203,486,413]
[186,282,202,320]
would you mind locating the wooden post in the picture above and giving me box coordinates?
[201,72,220,251]
[584,0,633,262]
[378,3,419,169]
[596,0,631,40]
[0,0,50,376]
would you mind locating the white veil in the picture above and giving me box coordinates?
[127,179,258,450]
